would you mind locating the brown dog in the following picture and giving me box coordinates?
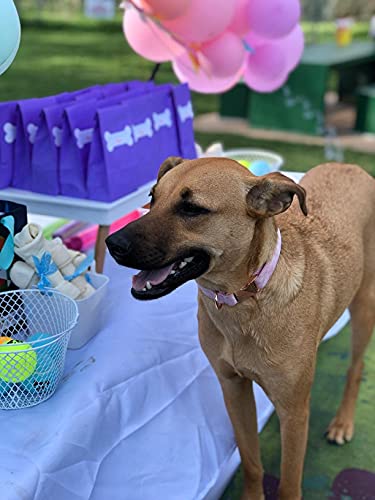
[106,157,375,500]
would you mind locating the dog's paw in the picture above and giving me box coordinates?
[325,415,354,445]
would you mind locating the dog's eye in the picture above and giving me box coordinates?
[178,201,210,217]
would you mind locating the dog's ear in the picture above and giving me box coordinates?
[246,172,308,217]
[157,156,184,181]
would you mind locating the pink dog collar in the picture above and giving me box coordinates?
[199,228,282,309]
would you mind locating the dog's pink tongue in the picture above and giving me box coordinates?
[132,264,174,291]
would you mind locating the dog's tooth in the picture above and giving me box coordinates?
[146,281,152,290]
[142,287,147,292]
[179,261,187,269]
[184,257,194,263]
[170,270,176,275]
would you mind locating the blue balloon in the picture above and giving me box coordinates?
[250,160,272,176]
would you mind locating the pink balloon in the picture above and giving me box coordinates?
[172,50,244,93]
[138,0,191,20]
[244,43,289,92]
[163,0,236,43]
[201,31,246,78]
[228,0,251,36]
[248,0,301,40]
[123,9,184,62]
[279,24,304,72]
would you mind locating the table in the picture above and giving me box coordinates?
[0,241,350,500]
[221,41,375,135]
[0,181,154,272]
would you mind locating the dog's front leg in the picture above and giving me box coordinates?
[275,401,310,500]
[220,376,265,500]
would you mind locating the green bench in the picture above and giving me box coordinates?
[355,84,375,133]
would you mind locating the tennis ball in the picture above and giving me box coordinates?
[28,333,58,361]
[22,351,56,396]
[0,340,37,383]
[238,159,250,169]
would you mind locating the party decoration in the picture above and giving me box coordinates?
[163,0,236,43]
[201,32,246,78]
[228,0,251,37]
[135,0,190,20]
[244,43,289,93]
[173,52,245,94]
[122,0,304,95]
[123,9,184,62]
[248,0,301,40]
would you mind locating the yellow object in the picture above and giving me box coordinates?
[0,340,37,382]
[336,18,353,47]
[238,159,250,168]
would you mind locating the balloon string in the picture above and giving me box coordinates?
[149,63,161,81]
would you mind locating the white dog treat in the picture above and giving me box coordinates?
[14,224,81,298]
[152,109,172,131]
[48,239,95,298]
[104,125,133,152]
[52,126,62,147]
[3,122,16,144]
[74,127,94,149]
[9,261,39,289]
[177,102,193,123]
[26,122,38,144]
[132,118,153,142]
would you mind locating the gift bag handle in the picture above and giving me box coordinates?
[0,215,15,270]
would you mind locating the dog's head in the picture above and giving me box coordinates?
[106,156,307,300]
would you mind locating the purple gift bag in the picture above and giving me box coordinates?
[0,101,18,189]
[12,96,56,190]
[171,83,196,159]
[31,87,104,195]
[87,87,185,202]
[59,82,154,198]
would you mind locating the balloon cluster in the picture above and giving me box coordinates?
[122,0,304,94]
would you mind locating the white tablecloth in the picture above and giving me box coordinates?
[0,253,349,500]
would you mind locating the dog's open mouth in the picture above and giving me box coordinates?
[131,250,210,300]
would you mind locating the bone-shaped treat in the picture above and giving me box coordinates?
[74,127,94,149]
[177,102,193,123]
[27,122,38,144]
[152,108,172,131]
[132,118,153,142]
[104,126,133,152]
[52,126,62,147]
[3,122,16,144]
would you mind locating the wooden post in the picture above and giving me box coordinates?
[94,225,110,273]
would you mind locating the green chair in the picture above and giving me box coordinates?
[355,84,375,134]
[0,0,21,76]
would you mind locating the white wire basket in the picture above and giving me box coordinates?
[224,148,284,171]
[0,289,78,410]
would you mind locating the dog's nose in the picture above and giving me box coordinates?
[106,233,132,261]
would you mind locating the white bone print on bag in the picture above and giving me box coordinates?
[104,126,134,152]
[132,118,153,142]
[177,102,193,122]
[27,122,38,144]
[74,128,94,149]
[152,108,172,131]
[52,126,62,147]
[3,122,16,144]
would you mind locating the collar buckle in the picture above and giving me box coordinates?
[214,292,223,310]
